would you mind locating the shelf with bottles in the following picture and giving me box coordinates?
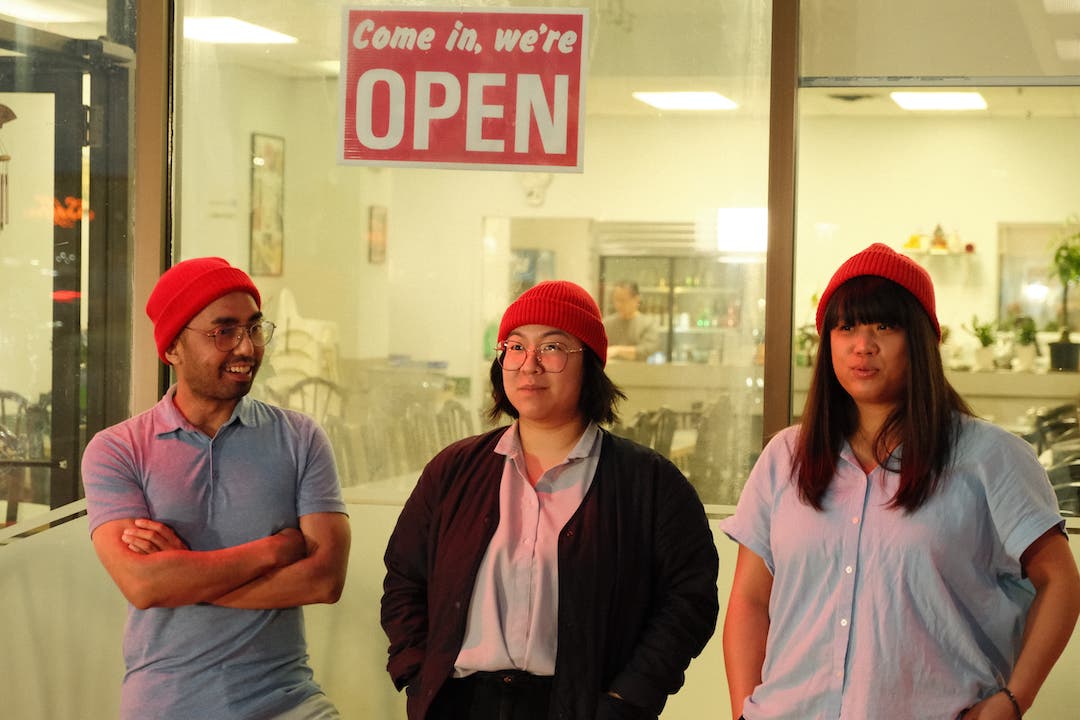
[598,252,764,364]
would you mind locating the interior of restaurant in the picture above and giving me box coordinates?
[2,1,1080,717]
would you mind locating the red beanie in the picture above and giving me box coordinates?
[816,243,940,339]
[145,257,261,364]
[499,281,608,366]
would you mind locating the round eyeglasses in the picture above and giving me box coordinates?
[495,340,583,373]
[184,320,276,352]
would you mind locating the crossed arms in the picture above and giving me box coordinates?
[91,512,351,610]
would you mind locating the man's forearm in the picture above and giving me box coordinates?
[105,531,304,609]
[212,512,351,609]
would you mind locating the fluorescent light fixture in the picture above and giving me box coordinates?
[313,60,341,76]
[632,91,737,111]
[716,207,767,254]
[1057,39,1080,61]
[1043,0,1080,13]
[890,91,987,111]
[0,0,99,23]
[183,17,297,44]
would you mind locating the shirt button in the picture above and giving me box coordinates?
[835,671,842,679]
[851,516,859,524]
[840,618,848,627]
[845,566,853,574]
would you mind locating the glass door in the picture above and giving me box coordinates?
[0,9,134,526]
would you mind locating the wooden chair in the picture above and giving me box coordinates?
[279,378,357,485]
[403,402,441,471]
[436,399,474,447]
[651,407,677,456]
[687,395,735,505]
[0,390,30,525]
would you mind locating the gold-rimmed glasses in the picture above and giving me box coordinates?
[183,320,276,352]
[495,340,583,373]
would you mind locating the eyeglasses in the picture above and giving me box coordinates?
[184,320,276,352]
[495,340,583,373]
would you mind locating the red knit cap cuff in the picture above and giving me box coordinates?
[815,243,940,339]
[145,257,261,364]
[498,281,608,366]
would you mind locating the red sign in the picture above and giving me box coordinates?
[339,7,587,172]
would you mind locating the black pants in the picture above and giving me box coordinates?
[429,670,553,720]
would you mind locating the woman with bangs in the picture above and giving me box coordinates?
[720,244,1080,720]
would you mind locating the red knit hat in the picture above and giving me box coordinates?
[145,257,261,364]
[499,280,608,366]
[816,243,940,339]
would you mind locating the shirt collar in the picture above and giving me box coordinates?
[495,421,602,461]
[150,385,256,436]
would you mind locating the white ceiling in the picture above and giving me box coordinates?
[5,0,1080,117]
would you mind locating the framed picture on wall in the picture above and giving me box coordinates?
[250,133,285,276]
[369,205,387,264]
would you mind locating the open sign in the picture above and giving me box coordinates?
[339,7,587,172]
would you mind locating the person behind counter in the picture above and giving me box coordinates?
[721,243,1080,720]
[381,280,719,720]
[604,280,661,361]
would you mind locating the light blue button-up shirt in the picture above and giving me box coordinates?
[720,415,1063,720]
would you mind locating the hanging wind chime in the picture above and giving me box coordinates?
[0,104,16,231]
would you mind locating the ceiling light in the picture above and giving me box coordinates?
[715,207,767,254]
[1057,39,1080,61]
[632,91,737,111]
[889,91,987,111]
[313,60,341,76]
[0,0,100,23]
[183,17,297,44]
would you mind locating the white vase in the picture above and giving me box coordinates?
[1013,344,1037,372]
[973,345,995,372]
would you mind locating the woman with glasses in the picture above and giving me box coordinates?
[721,244,1080,720]
[381,280,719,720]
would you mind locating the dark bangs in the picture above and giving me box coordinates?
[822,275,915,331]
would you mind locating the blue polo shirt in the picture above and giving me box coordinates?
[720,415,1063,720]
[83,388,346,720]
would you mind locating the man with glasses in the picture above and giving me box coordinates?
[82,257,350,720]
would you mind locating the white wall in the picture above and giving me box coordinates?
[795,115,1080,342]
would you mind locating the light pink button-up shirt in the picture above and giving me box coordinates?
[454,422,601,676]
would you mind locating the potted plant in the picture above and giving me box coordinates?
[964,315,997,371]
[1049,221,1080,371]
[794,324,819,367]
[1013,315,1038,372]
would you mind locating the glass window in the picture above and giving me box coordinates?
[796,2,1080,515]
[0,1,136,528]
[174,0,773,508]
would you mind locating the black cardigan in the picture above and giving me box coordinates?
[381,427,719,720]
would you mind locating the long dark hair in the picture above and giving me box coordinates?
[486,347,626,426]
[794,276,973,512]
